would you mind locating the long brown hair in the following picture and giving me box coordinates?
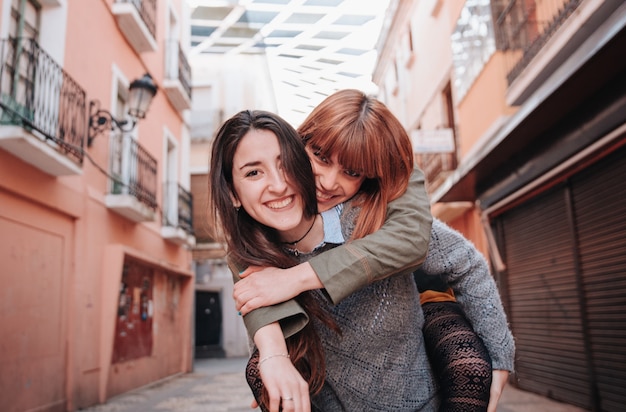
[207,110,336,408]
[298,89,414,239]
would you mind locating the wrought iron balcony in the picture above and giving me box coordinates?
[490,0,618,104]
[163,40,192,112]
[494,0,583,84]
[112,0,157,53]
[162,181,195,246]
[0,37,86,175]
[106,133,158,222]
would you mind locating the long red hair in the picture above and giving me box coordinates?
[298,89,414,239]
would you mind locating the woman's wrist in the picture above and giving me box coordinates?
[294,262,324,291]
[259,353,290,366]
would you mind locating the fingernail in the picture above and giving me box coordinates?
[237,311,241,316]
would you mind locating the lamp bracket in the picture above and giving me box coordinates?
[87,100,137,147]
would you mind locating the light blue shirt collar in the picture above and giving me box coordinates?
[321,204,345,245]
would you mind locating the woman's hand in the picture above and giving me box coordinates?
[235,263,323,315]
[253,323,312,411]
[259,355,310,412]
[487,369,509,412]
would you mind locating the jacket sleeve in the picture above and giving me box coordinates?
[228,258,309,340]
[422,219,516,372]
[308,168,433,304]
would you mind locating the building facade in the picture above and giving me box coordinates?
[0,0,195,410]
[189,51,277,359]
[374,0,625,410]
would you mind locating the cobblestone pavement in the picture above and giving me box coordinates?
[80,357,588,412]
[79,358,258,412]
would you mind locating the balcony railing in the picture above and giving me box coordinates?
[493,0,583,85]
[117,0,156,39]
[0,37,86,165]
[163,181,194,236]
[163,40,192,111]
[112,0,157,53]
[165,40,192,100]
[109,133,157,213]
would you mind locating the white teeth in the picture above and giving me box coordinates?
[317,190,332,201]
[267,197,293,209]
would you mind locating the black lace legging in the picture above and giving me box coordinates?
[422,301,492,412]
[246,349,269,412]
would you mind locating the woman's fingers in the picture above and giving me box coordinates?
[260,357,310,412]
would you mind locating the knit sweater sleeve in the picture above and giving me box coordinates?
[421,219,516,372]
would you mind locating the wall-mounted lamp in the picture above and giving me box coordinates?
[87,73,158,147]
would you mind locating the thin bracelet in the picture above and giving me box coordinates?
[259,353,290,366]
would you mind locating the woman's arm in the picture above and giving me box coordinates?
[230,260,309,340]
[310,168,432,303]
[421,219,515,372]
[253,322,311,412]
[422,219,514,411]
[236,167,433,316]
[229,260,311,411]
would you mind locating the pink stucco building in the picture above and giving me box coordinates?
[0,1,195,410]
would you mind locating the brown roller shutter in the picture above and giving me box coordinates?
[569,146,626,411]
[493,143,626,411]
[498,187,592,407]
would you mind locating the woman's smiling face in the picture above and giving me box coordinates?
[306,144,366,212]
[231,128,309,237]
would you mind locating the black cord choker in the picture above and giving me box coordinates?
[282,215,317,246]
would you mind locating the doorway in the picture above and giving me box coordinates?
[195,290,225,358]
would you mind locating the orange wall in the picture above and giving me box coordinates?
[456,52,519,158]
[375,0,514,261]
[0,186,74,412]
[0,1,193,410]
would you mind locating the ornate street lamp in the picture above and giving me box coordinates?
[87,73,158,147]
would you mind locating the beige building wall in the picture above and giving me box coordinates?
[189,53,277,358]
[373,0,517,253]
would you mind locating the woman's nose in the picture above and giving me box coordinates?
[268,168,288,192]
[319,167,339,191]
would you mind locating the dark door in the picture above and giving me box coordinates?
[195,291,224,357]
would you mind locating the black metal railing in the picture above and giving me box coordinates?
[492,0,583,85]
[163,181,194,235]
[165,39,192,100]
[109,133,157,211]
[117,0,157,39]
[0,37,86,165]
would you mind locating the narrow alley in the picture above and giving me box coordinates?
[80,357,588,412]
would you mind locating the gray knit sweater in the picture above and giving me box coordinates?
[421,219,515,372]
[296,207,514,411]
[299,205,439,411]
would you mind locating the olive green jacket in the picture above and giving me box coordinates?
[230,168,433,340]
